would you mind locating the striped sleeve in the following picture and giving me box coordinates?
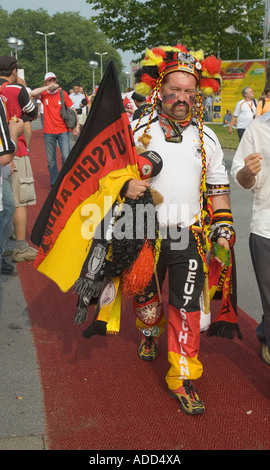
[18,85,38,119]
[0,98,15,156]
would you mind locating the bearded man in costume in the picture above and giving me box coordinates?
[120,45,235,415]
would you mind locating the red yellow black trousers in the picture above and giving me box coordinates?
[133,229,204,390]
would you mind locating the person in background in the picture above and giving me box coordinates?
[31,72,80,186]
[231,111,270,366]
[131,91,149,120]
[78,86,90,129]
[69,85,87,130]
[255,84,270,117]
[0,55,38,263]
[0,97,24,278]
[229,87,257,141]
[223,109,232,126]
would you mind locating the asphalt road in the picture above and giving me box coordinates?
[0,120,262,450]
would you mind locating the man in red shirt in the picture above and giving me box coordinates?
[0,55,38,263]
[32,72,80,186]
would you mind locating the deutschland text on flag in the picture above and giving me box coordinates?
[31,61,140,292]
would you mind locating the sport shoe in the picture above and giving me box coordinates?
[1,259,15,274]
[138,335,158,361]
[12,244,38,262]
[261,343,270,366]
[169,380,205,415]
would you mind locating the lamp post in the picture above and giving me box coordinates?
[125,71,131,89]
[36,31,55,74]
[95,52,108,79]
[6,36,24,59]
[89,60,98,91]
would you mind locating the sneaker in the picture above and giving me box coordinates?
[138,335,158,361]
[1,258,15,274]
[261,343,270,366]
[12,244,38,262]
[169,380,205,415]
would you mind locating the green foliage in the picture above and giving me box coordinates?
[86,0,266,60]
[207,123,239,149]
[0,7,125,92]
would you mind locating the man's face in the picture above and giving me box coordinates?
[45,77,57,86]
[74,86,79,94]
[160,71,197,120]
[245,88,254,100]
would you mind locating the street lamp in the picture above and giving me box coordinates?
[6,36,24,59]
[95,52,108,78]
[36,31,55,74]
[89,60,98,91]
[125,71,131,89]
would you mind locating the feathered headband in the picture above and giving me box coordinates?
[134,44,222,97]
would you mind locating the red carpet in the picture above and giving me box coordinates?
[17,130,270,450]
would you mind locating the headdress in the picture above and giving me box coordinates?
[134,44,221,99]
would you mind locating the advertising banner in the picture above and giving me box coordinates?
[212,59,267,122]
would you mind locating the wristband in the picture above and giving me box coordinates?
[209,209,236,248]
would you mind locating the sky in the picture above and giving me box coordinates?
[1,0,135,71]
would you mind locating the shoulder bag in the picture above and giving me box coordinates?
[59,89,77,129]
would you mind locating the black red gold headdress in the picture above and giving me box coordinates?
[134,44,222,98]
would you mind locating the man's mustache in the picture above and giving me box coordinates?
[162,93,193,108]
[171,100,189,109]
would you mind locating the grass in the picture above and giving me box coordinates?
[206,123,239,149]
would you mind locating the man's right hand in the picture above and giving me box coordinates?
[236,153,263,189]
[243,153,262,177]
[125,179,151,199]
[48,83,60,92]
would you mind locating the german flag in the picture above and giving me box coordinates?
[31,61,140,293]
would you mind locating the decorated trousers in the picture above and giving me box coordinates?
[133,229,205,391]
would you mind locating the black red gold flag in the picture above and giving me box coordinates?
[31,61,140,292]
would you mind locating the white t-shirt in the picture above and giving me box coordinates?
[231,111,270,238]
[132,112,229,227]
[233,99,257,129]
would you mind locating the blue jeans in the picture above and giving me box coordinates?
[2,177,15,253]
[44,132,70,186]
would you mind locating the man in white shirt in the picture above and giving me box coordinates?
[123,45,235,416]
[229,87,257,141]
[69,85,86,129]
[231,111,270,366]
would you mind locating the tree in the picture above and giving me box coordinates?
[0,7,126,92]
[86,0,266,60]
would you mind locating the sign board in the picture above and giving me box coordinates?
[213,59,267,122]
